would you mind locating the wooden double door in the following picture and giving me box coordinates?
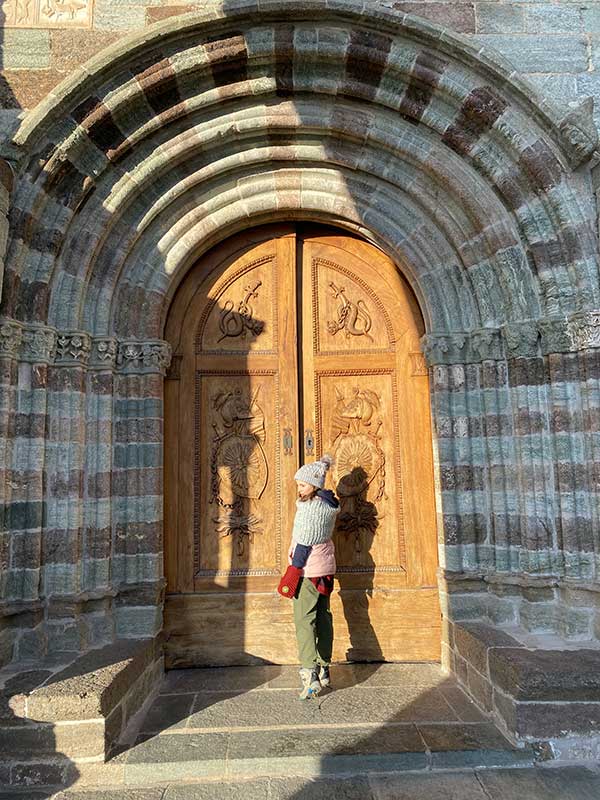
[164,226,440,667]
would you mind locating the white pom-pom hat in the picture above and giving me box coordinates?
[294,454,334,489]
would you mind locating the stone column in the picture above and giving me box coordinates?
[112,341,171,639]
[425,312,600,639]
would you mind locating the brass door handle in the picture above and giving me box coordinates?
[283,428,293,455]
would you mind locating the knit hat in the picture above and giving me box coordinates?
[294,455,333,489]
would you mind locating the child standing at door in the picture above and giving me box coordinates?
[279,455,339,699]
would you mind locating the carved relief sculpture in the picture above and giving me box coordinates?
[331,387,385,554]
[3,0,93,27]
[218,281,265,343]
[210,386,268,556]
[327,283,373,342]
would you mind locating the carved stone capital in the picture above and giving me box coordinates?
[20,325,56,363]
[502,322,540,359]
[117,340,172,374]
[90,338,118,369]
[0,320,22,359]
[55,332,92,365]
[422,329,503,365]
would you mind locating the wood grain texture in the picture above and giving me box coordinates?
[164,588,441,667]
[164,225,440,665]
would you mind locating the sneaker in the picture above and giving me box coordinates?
[299,667,321,700]
[318,665,331,688]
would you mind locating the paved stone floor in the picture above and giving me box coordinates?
[4,766,600,799]
[3,664,600,798]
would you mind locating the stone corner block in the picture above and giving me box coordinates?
[25,637,160,722]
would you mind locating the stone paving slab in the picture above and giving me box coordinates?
[161,664,446,694]
[180,686,459,731]
[369,770,486,800]
[5,766,600,800]
[476,765,600,800]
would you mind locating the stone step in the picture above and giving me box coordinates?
[5,766,600,800]
[1,664,536,791]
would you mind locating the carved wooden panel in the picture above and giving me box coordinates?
[2,0,93,27]
[315,370,406,576]
[195,371,280,577]
[165,226,439,665]
[312,257,394,355]
[197,256,276,354]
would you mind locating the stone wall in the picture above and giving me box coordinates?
[0,1,599,674]
[3,1,600,123]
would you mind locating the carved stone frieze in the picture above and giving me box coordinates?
[502,322,540,359]
[20,326,57,363]
[539,312,600,354]
[422,311,600,364]
[421,329,503,365]
[2,0,93,28]
[90,338,118,369]
[0,318,172,372]
[0,320,22,358]
[568,311,600,351]
[116,341,172,374]
[55,332,92,365]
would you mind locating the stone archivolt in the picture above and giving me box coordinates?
[0,1,599,662]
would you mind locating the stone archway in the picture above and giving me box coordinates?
[1,0,599,687]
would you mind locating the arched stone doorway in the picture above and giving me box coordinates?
[162,223,439,666]
[1,2,598,734]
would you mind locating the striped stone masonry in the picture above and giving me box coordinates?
[0,1,599,672]
[0,319,170,664]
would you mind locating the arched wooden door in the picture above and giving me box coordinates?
[164,225,440,667]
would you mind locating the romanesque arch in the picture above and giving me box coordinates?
[1,0,599,659]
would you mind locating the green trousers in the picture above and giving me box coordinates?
[293,577,334,669]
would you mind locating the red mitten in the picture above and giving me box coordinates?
[277,565,302,598]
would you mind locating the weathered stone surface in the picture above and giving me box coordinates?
[26,639,158,721]
[453,622,522,676]
[370,771,485,800]
[489,648,600,702]
[0,30,51,70]
[477,766,600,800]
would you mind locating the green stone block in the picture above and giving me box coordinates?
[0,29,50,69]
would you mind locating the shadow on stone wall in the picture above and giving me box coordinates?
[0,4,19,112]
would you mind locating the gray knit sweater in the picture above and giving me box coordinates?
[292,495,339,546]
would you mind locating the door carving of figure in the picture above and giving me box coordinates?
[164,226,440,666]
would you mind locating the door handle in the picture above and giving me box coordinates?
[283,428,293,455]
[305,429,314,455]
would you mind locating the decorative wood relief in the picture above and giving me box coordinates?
[312,258,394,355]
[327,283,374,342]
[315,370,406,574]
[195,371,280,577]
[410,351,429,376]
[2,0,93,27]
[197,256,276,354]
[217,281,264,343]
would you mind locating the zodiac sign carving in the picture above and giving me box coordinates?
[210,386,268,556]
[327,283,373,342]
[218,281,264,343]
[331,387,385,554]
